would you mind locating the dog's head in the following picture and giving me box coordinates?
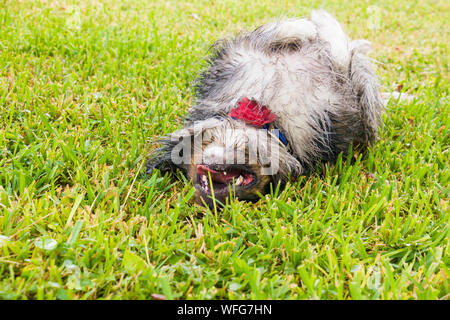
[148,117,302,208]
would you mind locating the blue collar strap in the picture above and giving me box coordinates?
[261,123,289,146]
[229,117,289,147]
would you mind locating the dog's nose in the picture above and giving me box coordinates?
[202,144,247,166]
[202,145,226,165]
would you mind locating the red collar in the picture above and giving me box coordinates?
[228,97,288,146]
[228,97,276,127]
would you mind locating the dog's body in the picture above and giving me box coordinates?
[148,11,383,207]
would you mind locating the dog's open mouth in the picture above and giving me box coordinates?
[196,164,256,194]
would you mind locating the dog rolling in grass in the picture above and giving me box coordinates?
[148,10,383,208]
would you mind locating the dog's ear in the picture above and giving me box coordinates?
[147,146,173,176]
[147,117,226,176]
[147,124,201,176]
[147,139,182,176]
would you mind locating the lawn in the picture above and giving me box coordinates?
[0,0,448,300]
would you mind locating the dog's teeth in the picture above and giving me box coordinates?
[202,175,207,183]
[223,171,227,176]
[236,175,244,186]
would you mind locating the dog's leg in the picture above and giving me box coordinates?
[257,18,318,43]
[260,11,366,72]
[310,10,351,70]
[348,52,384,144]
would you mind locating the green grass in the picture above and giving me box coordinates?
[0,0,448,300]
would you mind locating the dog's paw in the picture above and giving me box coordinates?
[350,39,372,54]
[258,18,317,44]
[274,19,317,41]
[310,10,350,70]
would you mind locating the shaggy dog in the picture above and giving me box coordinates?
[148,10,383,208]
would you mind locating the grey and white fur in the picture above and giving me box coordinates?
[148,10,383,207]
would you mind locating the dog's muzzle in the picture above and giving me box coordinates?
[195,164,256,195]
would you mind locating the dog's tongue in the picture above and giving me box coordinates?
[196,165,240,184]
